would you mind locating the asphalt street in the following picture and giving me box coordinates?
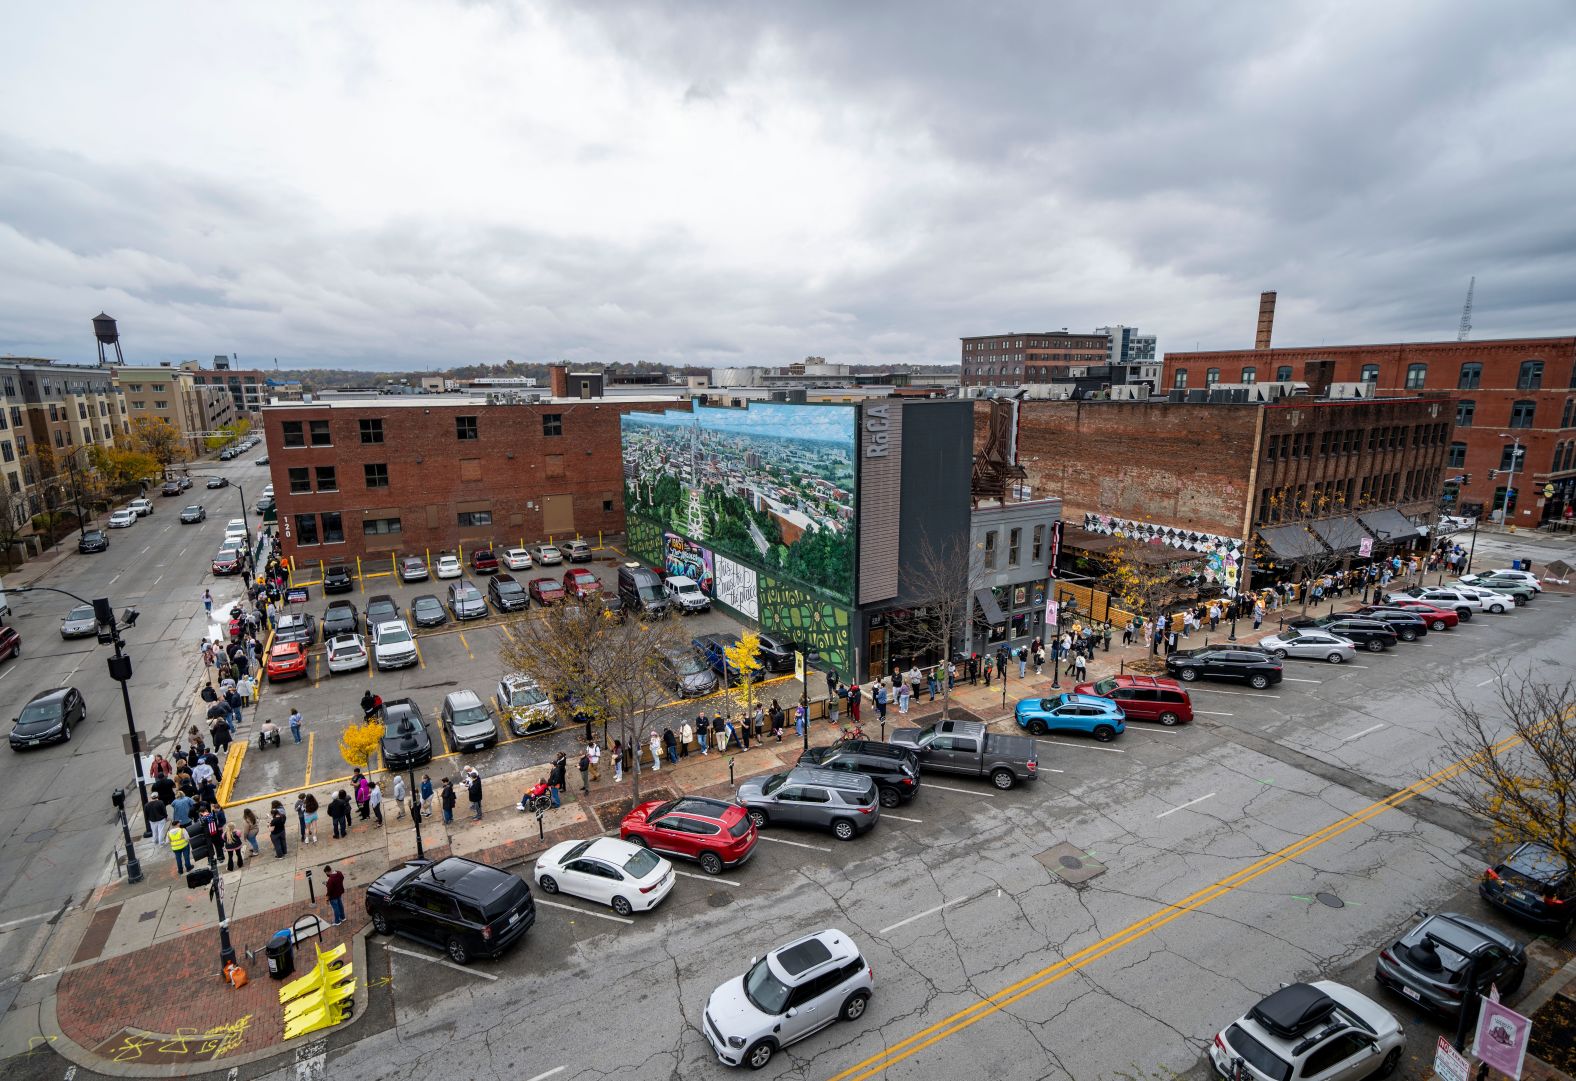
[0,454,260,1014]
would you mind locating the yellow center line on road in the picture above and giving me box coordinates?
[827,723,1539,1081]
[458,632,473,660]
[304,731,314,786]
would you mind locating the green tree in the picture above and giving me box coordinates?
[88,445,161,491]
[129,417,190,475]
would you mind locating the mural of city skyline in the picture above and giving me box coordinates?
[621,403,857,603]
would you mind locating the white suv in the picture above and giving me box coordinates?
[1210,980,1403,1081]
[1485,567,1543,592]
[703,929,873,1070]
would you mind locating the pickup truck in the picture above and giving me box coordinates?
[888,719,1038,790]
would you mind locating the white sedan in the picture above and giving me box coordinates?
[534,837,674,917]
[108,509,137,528]
[502,547,533,571]
[1257,627,1357,664]
[325,634,369,674]
[435,555,463,579]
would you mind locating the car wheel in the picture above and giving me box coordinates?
[1400,630,1418,642]
[744,1039,775,1070]
[1028,719,1047,736]
[1179,668,1198,682]
[1326,653,1344,665]
[699,851,724,875]
[627,835,649,849]
[610,896,633,917]
[537,874,558,895]
[1375,1048,1401,1078]
[446,936,470,965]
[1093,725,1116,742]
[840,991,870,1022]
[832,818,857,841]
[1514,595,1527,606]
[371,911,391,935]
[1248,674,1269,689]
[878,787,901,808]
[1490,603,1506,614]
[1366,639,1384,653]
[1158,711,1181,726]
[1431,619,1447,631]
[1272,648,1288,659]
[991,768,1015,790]
[747,809,768,829]
[1458,609,1473,621]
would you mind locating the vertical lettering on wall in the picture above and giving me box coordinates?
[858,402,903,605]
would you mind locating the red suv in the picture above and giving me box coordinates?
[620,796,757,875]
[1073,674,1194,726]
[1381,598,1459,630]
[469,549,500,574]
[563,568,600,599]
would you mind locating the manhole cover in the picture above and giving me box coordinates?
[706,892,731,909]
[24,828,56,844]
[1035,843,1106,885]
[1316,892,1345,909]
[139,910,159,922]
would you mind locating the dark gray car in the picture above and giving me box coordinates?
[410,594,448,628]
[735,767,880,842]
[441,689,500,751]
[659,646,720,697]
[447,580,488,620]
[1374,911,1526,1018]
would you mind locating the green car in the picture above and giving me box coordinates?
[1456,575,1533,605]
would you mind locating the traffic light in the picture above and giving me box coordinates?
[1463,473,1472,485]
[1489,469,1498,480]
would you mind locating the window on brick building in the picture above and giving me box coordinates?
[457,509,492,527]
[1518,360,1544,390]
[1447,441,1467,468]
[1275,366,1293,381]
[455,415,478,440]
[983,530,998,569]
[1562,398,1575,429]
[1499,443,1525,470]
[364,517,401,535]
[364,463,389,488]
[1172,370,1187,389]
[320,512,343,544]
[1458,362,1482,389]
[1007,528,1021,566]
[1509,400,1536,428]
[1205,368,1220,387]
[1405,363,1427,389]
[1456,399,1476,427]
[295,513,319,545]
[1241,366,1257,384]
[545,454,565,479]
[359,418,384,444]
[1360,364,1379,382]
[315,466,337,492]
[288,467,311,494]
[1031,524,1044,561]
[542,413,563,437]
[308,420,331,446]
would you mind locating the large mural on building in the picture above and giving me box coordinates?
[622,403,857,603]
[1083,512,1244,589]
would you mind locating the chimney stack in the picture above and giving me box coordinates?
[1255,291,1277,350]
[549,364,568,398]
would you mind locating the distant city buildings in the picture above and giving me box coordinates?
[960,326,1159,388]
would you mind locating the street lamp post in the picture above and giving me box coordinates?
[110,787,143,884]
[1496,434,1525,531]
[408,767,426,859]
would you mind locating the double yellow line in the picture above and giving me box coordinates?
[829,724,1533,1081]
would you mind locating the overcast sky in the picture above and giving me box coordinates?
[2,1,1573,372]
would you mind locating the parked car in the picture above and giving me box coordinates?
[561,538,592,562]
[1480,841,1575,935]
[530,543,563,566]
[496,674,555,735]
[1208,981,1404,1081]
[77,529,109,553]
[322,600,360,638]
[366,856,535,965]
[365,594,399,628]
[528,577,564,606]
[399,555,429,582]
[179,504,206,524]
[0,626,20,664]
[373,620,419,670]
[1457,574,1535,604]
[1477,567,1542,592]
[108,509,137,528]
[889,719,1039,789]
[658,646,720,697]
[735,767,881,841]
[533,837,674,916]
[325,634,369,674]
[1165,646,1283,689]
[562,568,600,600]
[160,480,181,496]
[441,689,499,751]
[274,612,318,647]
[177,475,192,490]
[1286,615,1398,652]
[1257,627,1359,664]
[797,742,920,807]
[1385,587,1479,619]
[435,554,462,579]
[1014,693,1126,741]
[617,562,669,618]
[1448,584,1514,613]
[1350,606,1429,641]
[1375,911,1525,1018]
[663,574,710,613]
[265,642,309,683]
[380,699,433,769]
[487,574,529,612]
[469,548,500,574]
[1383,598,1461,630]
[255,455,269,465]
[206,476,229,489]
[754,633,796,674]
[702,929,873,1070]
[621,795,757,874]
[502,547,533,571]
[60,604,99,639]
[211,547,243,575]
[692,633,760,682]
[447,580,488,620]
[323,564,354,594]
[128,498,153,517]
[410,594,448,628]
[9,687,85,749]
[1072,675,1193,725]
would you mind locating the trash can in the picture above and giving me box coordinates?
[1511,559,1523,570]
[265,930,295,980]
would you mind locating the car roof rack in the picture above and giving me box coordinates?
[1248,983,1338,1039]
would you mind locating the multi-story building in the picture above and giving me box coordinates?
[960,326,1159,389]
[185,358,270,417]
[1163,337,1576,526]
[1096,325,1159,384]
[114,363,236,453]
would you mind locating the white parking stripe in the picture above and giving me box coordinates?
[1282,677,1322,683]
[756,835,834,852]
[533,898,635,924]
[923,783,998,797]
[674,870,741,886]
[1341,723,1386,742]
[1122,726,1183,735]
[881,813,924,823]
[1037,739,1125,754]
[384,943,500,979]
[1156,792,1216,818]
[525,1068,567,1081]
[1194,710,1235,717]
[1474,675,1502,688]
[878,896,972,935]
[1188,687,1279,698]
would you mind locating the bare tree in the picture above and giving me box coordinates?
[498,602,682,802]
[1096,539,1196,632]
[1433,665,1576,883]
[889,534,986,721]
[0,484,29,570]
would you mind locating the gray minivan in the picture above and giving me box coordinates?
[617,563,669,618]
[735,767,880,841]
[441,689,499,751]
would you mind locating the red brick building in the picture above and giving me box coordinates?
[261,395,686,566]
[1162,337,1576,525]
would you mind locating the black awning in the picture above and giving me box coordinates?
[1257,524,1326,561]
[1357,508,1423,542]
[1307,516,1371,553]
[974,588,1006,625]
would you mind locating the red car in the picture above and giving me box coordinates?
[265,642,308,683]
[0,626,20,663]
[469,549,499,574]
[563,568,600,600]
[620,796,757,875]
[1072,674,1194,726]
[528,577,564,605]
[1383,599,1459,630]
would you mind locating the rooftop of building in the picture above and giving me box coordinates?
[1165,334,1576,357]
[261,391,691,410]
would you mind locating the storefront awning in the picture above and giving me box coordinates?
[974,587,1006,625]
[1307,516,1371,553]
[1257,524,1326,561]
[1357,509,1423,543]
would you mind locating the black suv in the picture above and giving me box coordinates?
[1480,842,1574,934]
[366,594,399,628]
[322,600,360,637]
[366,856,535,965]
[487,574,529,612]
[798,741,920,807]
[1287,615,1397,652]
[1374,911,1525,1018]
[754,633,796,674]
[323,564,354,594]
[1350,606,1429,642]
[1165,646,1283,689]
[78,529,109,554]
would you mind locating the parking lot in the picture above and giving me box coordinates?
[229,546,816,805]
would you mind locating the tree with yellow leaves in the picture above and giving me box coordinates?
[338,719,386,770]
[723,631,765,717]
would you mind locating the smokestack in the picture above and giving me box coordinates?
[1255,291,1277,350]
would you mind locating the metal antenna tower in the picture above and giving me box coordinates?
[1457,276,1475,341]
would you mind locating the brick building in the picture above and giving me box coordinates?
[960,327,1157,388]
[113,363,236,453]
[1163,337,1576,525]
[261,394,686,566]
[185,358,271,417]
[982,393,1452,593]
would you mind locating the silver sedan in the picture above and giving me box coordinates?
[60,604,99,639]
[1258,627,1357,664]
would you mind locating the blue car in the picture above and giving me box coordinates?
[1014,693,1126,742]
[690,634,764,683]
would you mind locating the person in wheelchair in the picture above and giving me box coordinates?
[256,719,281,749]
[517,777,551,812]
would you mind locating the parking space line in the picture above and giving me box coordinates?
[526,1067,566,1081]
[1121,727,1183,736]
[304,732,314,786]
[882,813,924,823]
[1156,792,1216,818]
[878,896,972,935]
[533,898,635,925]
[1341,723,1385,742]
[674,870,741,886]
[923,783,997,798]
[1187,687,1279,698]
[1474,675,1502,687]
[1037,739,1125,754]
[1194,710,1234,717]
[382,943,500,980]
[757,835,833,852]
[1282,677,1322,684]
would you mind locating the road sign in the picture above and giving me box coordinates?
[794,650,805,685]
[1474,997,1533,1079]
[1544,483,1556,497]
[1433,1037,1469,1081]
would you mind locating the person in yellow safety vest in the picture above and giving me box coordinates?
[168,823,193,874]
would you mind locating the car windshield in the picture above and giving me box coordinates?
[18,700,61,727]
[415,598,440,611]
[66,605,94,622]
[331,639,362,654]
[507,683,548,707]
[638,584,663,602]
[453,705,489,726]
[743,957,794,1016]
[380,628,412,646]
[760,774,788,796]
[622,847,661,878]
[672,654,708,676]
[498,582,523,595]
[1091,677,1118,694]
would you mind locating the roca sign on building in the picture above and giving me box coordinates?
[864,404,893,458]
